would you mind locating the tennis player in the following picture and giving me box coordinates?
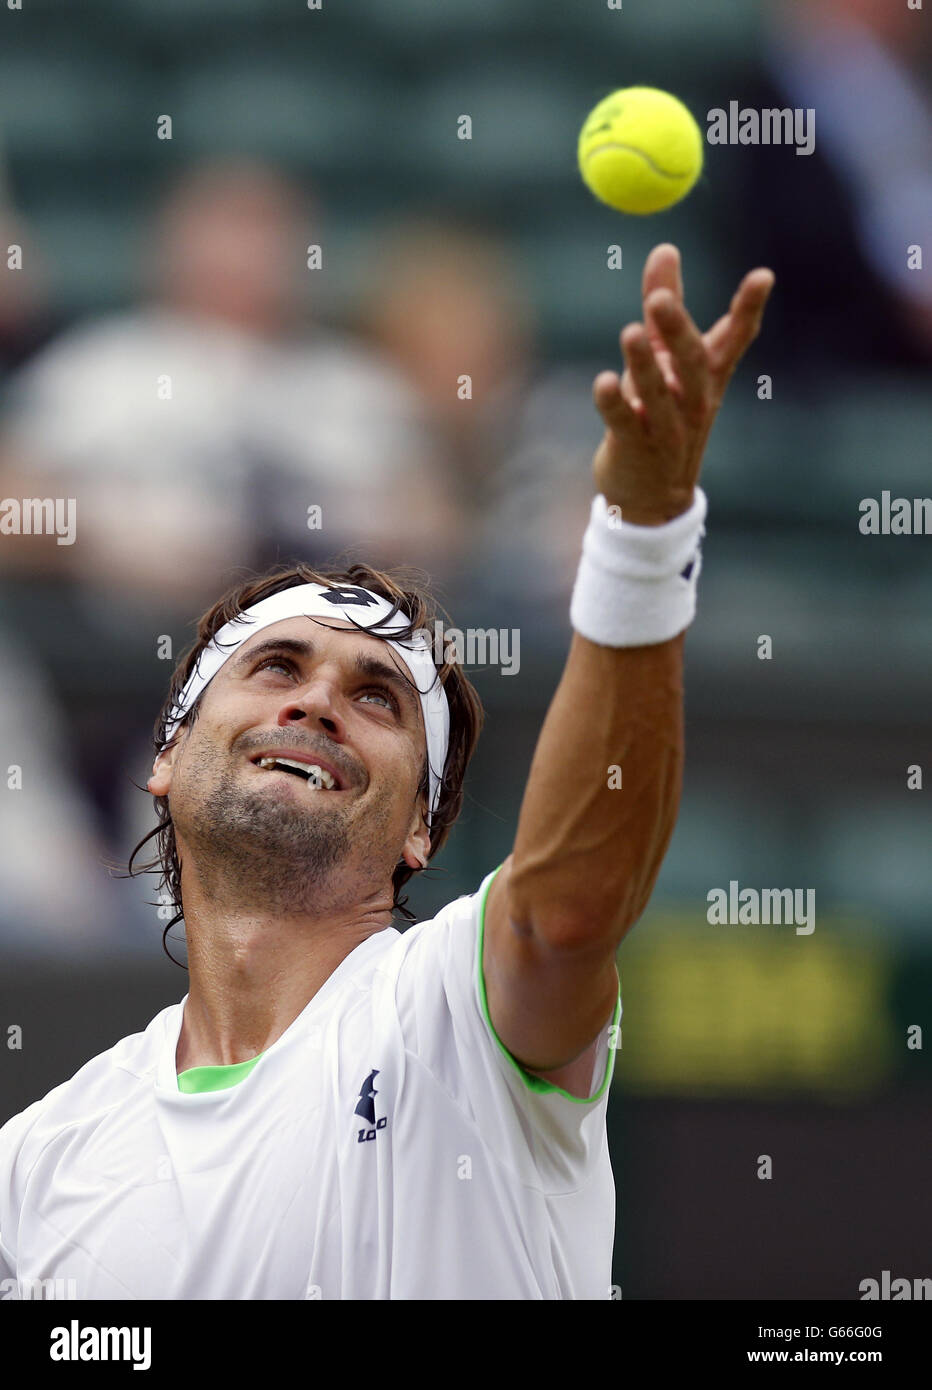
[0,244,772,1300]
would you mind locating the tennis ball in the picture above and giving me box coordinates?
[578,86,704,215]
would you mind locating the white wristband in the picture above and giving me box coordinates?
[569,488,708,646]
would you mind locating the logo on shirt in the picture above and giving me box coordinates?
[354,1067,388,1143]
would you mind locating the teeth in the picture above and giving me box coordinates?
[304,765,336,790]
[256,757,337,789]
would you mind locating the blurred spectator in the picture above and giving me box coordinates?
[723,0,932,374]
[0,159,454,611]
[354,216,597,616]
[0,143,63,375]
[0,625,136,953]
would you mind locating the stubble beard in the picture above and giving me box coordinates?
[181,763,396,917]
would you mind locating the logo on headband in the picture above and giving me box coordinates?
[319,586,382,608]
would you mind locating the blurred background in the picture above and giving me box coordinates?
[1,0,930,1298]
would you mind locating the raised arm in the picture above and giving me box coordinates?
[483,243,774,1090]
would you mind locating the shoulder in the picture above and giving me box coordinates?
[384,866,618,1190]
[379,866,500,987]
[0,1002,181,1171]
[352,870,498,1070]
[6,311,156,390]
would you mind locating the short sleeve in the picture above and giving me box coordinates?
[0,1234,15,1292]
[392,864,621,1195]
[474,863,621,1106]
[0,1109,26,1296]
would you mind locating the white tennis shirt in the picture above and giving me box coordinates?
[0,865,621,1300]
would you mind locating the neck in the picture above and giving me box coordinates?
[174,870,395,1074]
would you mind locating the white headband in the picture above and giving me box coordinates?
[162,583,450,827]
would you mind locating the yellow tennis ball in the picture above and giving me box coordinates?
[578,86,704,215]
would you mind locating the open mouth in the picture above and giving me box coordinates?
[251,755,343,791]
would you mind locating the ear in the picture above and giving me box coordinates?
[147,739,181,797]
[401,793,431,871]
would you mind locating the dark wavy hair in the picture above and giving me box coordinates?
[128,560,485,965]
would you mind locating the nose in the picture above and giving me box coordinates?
[276,671,346,741]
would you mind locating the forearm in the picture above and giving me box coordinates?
[500,245,772,953]
[507,627,685,949]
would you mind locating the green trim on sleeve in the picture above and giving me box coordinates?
[476,863,622,1102]
[177,1052,265,1094]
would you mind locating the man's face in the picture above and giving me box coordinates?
[147,617,431,915]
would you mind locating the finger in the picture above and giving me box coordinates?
[642,247,684,390]
[621,323,677,436]
[593,369,642,431]
[641,243,683,310]
[706,268,774,359]
[619,367,643,415]
[612,363,648,417]
[646,288,708,422]
[704,268,775,376]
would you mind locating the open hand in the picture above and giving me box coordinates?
[592,244,775,525]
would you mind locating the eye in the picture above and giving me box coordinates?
[255,656,295,676]
[359,686,399,714]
